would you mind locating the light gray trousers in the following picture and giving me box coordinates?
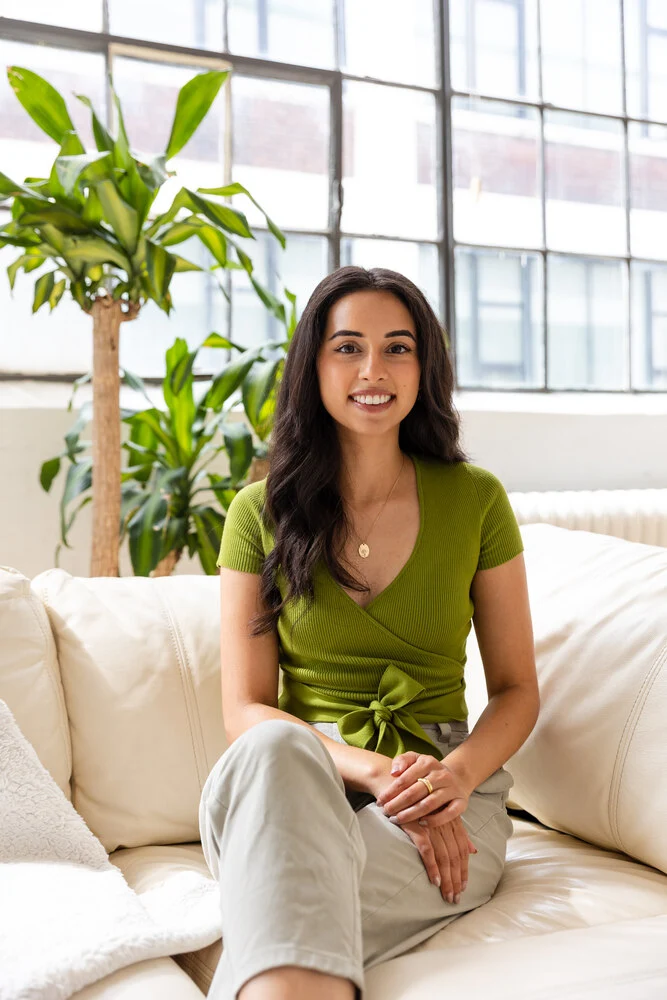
[198,717,514,1000]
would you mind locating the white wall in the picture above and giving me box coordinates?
[1,381,666,580]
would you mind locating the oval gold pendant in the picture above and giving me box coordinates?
[358,543,370,558]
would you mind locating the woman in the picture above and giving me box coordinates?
[199,265,539,1000]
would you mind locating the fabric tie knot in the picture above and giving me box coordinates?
[336,663,443,759]
[370,701,393,725]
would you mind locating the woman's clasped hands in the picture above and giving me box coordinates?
[370,750,478,905]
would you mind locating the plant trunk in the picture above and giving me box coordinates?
[150,549,183,577]
[248,456,270,483]
[90,296,123,577]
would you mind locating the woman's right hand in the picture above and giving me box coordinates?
[399,814,476,903]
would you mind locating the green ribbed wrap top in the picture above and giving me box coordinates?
[216,455,524,761]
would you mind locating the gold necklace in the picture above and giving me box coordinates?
[345,454,405,559]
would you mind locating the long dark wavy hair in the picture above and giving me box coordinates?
[248,265,471,637]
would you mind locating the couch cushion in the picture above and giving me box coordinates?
[464,524,667,875]
[70,956,206,998]
[31,570,226,853]
[0,565,71,798]
[110,817,667,996]
[364,912,667,999]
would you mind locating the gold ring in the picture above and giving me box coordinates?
[417,776,434,795]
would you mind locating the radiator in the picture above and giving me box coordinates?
[508,488,667,548]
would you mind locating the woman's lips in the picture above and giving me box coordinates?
[349,396,396,412]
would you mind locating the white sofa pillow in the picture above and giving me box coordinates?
[0,565,71,798]
[465,524,667,875]
[32,569,226,853]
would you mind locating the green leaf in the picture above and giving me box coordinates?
[200,332,244,351]
[17,199,92,234]
[108,76,132,170]
[64,401,93,460]
[55,151,113,197]
[191,505,225,574]
[203,347,263,410]
[66,371,92,412]
[163,338,196,459]
[135,153,170,190]
[121,408,180,464]
[221,420,254,485]
[121,367,154,407]
[145,240,177,306]
[198,181,286,249]
[60,458,93,548]
[60,234,132,272]
[94,178,139,254]
[241,358,282,441]
[172,254,202,273]
[186,189,254,239]
[49,277,66,310]
[128,468,183,575]
[0,169,50,204]
[33,271,55,313]
[165,70,227,160]
[7,251,43,290]
[7,66,82,148]
[75,94,114,152]
[39,455,62,492]
[124,412,160,485]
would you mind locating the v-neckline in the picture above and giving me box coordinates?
[326,453,425,616]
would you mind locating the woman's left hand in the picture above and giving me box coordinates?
[375,750,474,829]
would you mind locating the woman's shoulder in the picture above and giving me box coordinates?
[416,455,509,509]
[415,454,502,487]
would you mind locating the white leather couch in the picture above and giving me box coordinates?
[2,491,667,999]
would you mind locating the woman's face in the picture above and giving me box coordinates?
[316,289,421,438]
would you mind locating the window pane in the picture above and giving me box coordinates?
[540,0,623,115]
[342,0,436,88]
[449,0,539,101]
[109,0,224,50]
[629,121,667,259]
[0,242,91,375]
[631,262,667,389]
[625,0,667,121]
[547,256,627,390]
[455,248,544,388]
[0,41,106,182]
[342,82,437,241]
[545,111,626,256]
[111,56,227,216]
[340,239,440,318]
[231,232,328,350]
[452,98,542,249]
[4,0,103,31]
[232,75,329,232]
[228,0,334,69]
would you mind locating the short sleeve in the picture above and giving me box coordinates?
[216,485,265,574]
[466,465,524,571]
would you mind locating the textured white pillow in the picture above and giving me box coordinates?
[0,565,71,798]
[465,523,667,875]
[31,569,225,853]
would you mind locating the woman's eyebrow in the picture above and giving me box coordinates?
[328,329,416,342]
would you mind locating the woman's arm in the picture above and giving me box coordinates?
[220,567,391,794]
[443,552,540,794]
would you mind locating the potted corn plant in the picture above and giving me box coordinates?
[0,64,287,576]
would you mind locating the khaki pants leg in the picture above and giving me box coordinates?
[199,718,514,1000]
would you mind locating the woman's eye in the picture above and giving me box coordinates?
[335,344,410,354]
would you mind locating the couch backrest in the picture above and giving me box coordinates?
[464,523,667,876]
[0,565,71,799]
[30,569,225,853]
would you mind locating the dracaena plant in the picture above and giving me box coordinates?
[41,316,296,576]
[0,64,288,576]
